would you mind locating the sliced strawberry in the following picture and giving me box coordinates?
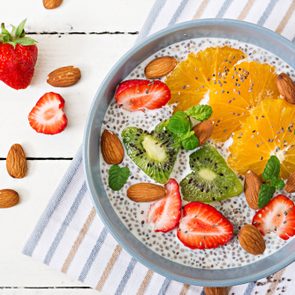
[28,92,68,135]
[177,202,234,249]
[114,79,171,111]
[147,178,181,233]
[252,194,295,240]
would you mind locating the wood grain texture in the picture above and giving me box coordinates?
[0,34,135,158]
[0,0,154,293]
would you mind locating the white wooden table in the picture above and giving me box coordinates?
[0,0,154,293]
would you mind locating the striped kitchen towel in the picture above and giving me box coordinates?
[24,0,295,294]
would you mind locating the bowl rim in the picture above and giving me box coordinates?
[83,18,295,287]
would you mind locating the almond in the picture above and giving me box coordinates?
[47,66,81,87]
[244,170,261,210]
[101,130,124,164]
[238,224,265,255]
[0,189,19,208]
[145,56,177,79]
[204,287,230,295]
[43,0,63,9]
[193,120,214,145]
[6,144,27,179]
[277,73,295,104]
[285,171,295,193]
[127,183,166,202]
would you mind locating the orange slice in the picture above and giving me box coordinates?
[165,46,246,112]
[209,62,279,142]
[228,98,295,179]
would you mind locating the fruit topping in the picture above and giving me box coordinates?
[238,224,265,255]
[228,98,295,179]
[114,79,170,111]
[121,124,179,184]
[209,62,279,141]
[127,183,166,202]
[180,145,243,202]
[101,130,124,164]
[147,178,181,232]
[145,56,177,79]
[193,119,214,145]
[285,171,295,193]
[252,194,295,240]
[277,73,295,104]
[165,46,245,112]
[28,92,68,135]
[177,202,233,249]
[0,20,38,90]
[244,170,261,210]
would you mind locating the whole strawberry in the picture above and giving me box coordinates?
[0,19,37,90]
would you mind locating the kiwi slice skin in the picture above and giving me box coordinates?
[121,124,179,184]
[181,144,243,202]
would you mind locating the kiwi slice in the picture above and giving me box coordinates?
[181,144,242,202]
[121,124,179,184]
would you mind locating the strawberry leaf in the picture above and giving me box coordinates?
[15,37,37,46]
[15,19,26,38]
[108,165,130,191]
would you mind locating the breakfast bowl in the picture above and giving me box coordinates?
[83,19,295,286]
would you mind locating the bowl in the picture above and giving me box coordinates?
[83,19,295,286]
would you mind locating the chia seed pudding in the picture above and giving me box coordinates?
[100,38,295,269]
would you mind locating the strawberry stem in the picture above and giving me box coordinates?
[0,19,37,46]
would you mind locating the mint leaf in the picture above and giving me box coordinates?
[258,184,275,208]
[108,165,130,191]
[181,132,199,150]
[185,105,212,121]
[167,111,191,135]
[262,155,280,181]
[270,178,285,190]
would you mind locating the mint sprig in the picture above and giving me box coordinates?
[185,105,212,122]
[258,183,276,208]
[167,111,198,150]
[108,165,130,191]
[258,155,285,208]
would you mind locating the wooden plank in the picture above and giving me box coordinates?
[0,34,135,158]
[2,0,154,32]
[0,289,99,295]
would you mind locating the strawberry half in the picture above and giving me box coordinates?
[114,79,171,111]
[28,92,68,135]
[252,194,295,240]
[147,178,181,232]
[177,202,234,249]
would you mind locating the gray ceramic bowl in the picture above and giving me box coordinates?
[83,19,295,286]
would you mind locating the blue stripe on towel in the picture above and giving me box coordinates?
[115,258,137,295]
[158,278,170,295]
[44,182,87,265]
[23,147,83,256]
[257,0,278,26]
[78,227,108,281]
[168,0,190,26]
[216,0,234,18]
